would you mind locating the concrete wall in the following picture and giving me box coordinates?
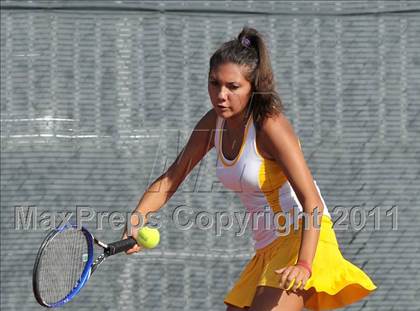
[1,1,419,310]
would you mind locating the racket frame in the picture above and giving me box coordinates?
[33,223,137,308]
[33,224,94,308]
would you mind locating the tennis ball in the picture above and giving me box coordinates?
[137,226,160,249]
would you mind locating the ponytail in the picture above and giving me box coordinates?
[209,26,284,130]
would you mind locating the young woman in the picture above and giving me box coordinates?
[124,27,377,310]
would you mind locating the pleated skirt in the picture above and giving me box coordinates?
[224,214,377,310]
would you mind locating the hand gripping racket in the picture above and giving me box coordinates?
[32,223,157,308]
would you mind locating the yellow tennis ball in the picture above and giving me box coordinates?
[137,226,160,249]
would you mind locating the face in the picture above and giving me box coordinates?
[208,62,252,120]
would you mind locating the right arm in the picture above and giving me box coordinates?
[124,108,217,253]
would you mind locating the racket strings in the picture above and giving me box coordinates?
[36,229,89,304]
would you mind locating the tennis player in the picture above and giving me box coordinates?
[124,26,377,310]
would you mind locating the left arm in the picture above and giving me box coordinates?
[258,113,325,290]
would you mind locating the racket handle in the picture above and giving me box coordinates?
[106,237,137,255]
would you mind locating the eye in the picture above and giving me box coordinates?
[229,84,239,90]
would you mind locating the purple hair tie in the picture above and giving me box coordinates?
[241,36,251,48]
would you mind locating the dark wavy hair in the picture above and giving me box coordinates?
[209,26,284,130]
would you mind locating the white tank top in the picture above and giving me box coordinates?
[214,114,331,249]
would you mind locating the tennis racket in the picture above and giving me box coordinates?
[32,223,139,308]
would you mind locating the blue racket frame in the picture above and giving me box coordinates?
[33,224,94,308]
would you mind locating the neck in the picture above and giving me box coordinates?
[225,110,251,131]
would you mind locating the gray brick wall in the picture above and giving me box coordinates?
[1,1,419,310]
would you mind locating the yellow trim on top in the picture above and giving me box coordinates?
[257,158,290,228]
[219,115,252,167]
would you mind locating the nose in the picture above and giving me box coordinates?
[217,86,228,102]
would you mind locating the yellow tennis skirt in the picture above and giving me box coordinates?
[224,214,377,310]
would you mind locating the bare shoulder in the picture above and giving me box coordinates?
[188,108,218,151]
[258,112,300,159]
[258,113,320,207]
[165,108,217,185]
[197,108,217,130]
[259,112,294,135]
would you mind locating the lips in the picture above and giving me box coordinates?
[217,105,228,109]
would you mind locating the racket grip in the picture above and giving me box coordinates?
[106,237,137,255]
